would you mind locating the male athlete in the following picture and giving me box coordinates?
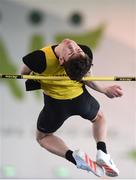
[21,39,123,177]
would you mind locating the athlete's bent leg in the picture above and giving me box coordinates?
[36,130,104,176]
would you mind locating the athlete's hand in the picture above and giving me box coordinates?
[104,85,123,98]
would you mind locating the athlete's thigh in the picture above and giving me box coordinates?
[37,95,71,133]
[71,89,100,121]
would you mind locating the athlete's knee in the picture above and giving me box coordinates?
[92,110,105,123]
[36,135,45,147]
[36,131,52,147]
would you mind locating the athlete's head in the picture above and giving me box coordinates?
[59,39,93,81]
[63,53,92,81]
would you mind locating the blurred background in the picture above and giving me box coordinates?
[0,0,136,179]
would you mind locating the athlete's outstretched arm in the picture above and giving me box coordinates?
[84,71,123,98]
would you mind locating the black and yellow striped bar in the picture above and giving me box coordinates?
[115,77,136,81]
[0,74,136,81]
[0,74,23,79]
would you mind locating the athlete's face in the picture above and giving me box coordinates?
[59,39,85,65]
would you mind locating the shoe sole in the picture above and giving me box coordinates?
[97,159,119,177]
[73,152,104,177]
[91,162,105,177]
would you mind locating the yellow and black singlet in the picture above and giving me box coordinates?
[22,44,93,99]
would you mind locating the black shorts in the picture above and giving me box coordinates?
[37,88,100,133]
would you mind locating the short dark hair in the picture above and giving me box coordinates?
[64,54,93,81]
